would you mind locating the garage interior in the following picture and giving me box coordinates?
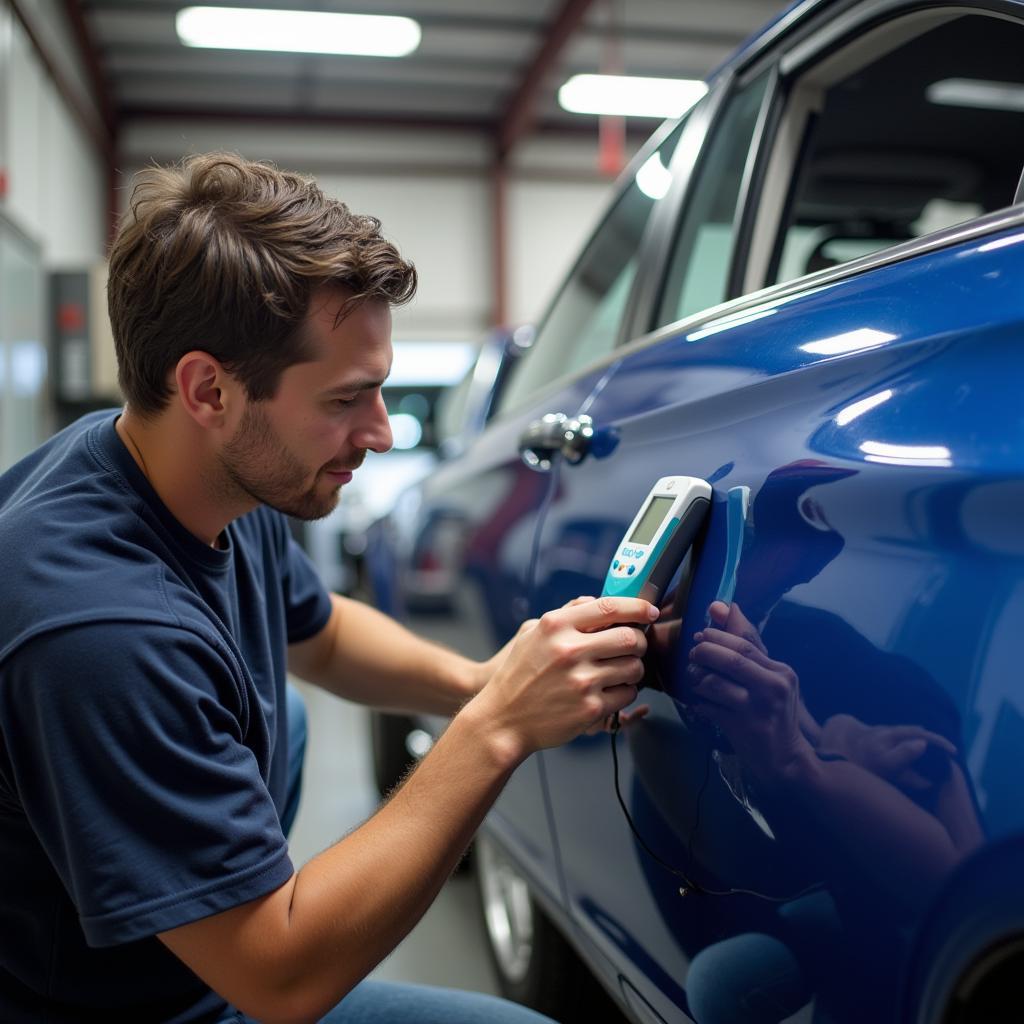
[2,0,787,1004]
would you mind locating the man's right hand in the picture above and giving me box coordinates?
[469,595,658,758]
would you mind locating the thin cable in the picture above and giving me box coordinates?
[610,721,824,903]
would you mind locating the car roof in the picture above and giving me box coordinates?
[708,0,833,80]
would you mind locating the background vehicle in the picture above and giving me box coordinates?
[305,340,476,595]
[365,2,1024,1021]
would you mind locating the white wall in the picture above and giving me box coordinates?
[1,0,643,353]
[0,1,108,465]
[1,1,107,266]
[118,118,636,344]
[1,0,648,424]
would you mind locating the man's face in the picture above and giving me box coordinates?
[219,290,394,521]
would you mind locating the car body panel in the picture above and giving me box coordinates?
[528,223,1024,1021]
[364,3,1024,1020]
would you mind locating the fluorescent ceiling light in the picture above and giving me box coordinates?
[635,152,672,200]
[801,328,897,356]
[176,7,421,57]
[558,74,707,119]
[927,78,1024,112]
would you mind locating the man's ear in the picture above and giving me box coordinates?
[175,350,238,428]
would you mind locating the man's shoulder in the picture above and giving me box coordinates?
[0,410,123,526]
[0,412,187,662]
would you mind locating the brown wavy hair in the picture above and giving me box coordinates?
[108,152,417,417]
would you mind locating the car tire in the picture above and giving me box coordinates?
[475,833,626,1022]
[905,838,1024,1024]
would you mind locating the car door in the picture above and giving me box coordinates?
[532,66,779,1024]
[534,5,1024,1024]
[391,115,692,910]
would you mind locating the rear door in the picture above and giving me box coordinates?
[532,65,778,1024]
[403,115,691,907]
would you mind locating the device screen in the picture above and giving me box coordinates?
[629,495,674,546]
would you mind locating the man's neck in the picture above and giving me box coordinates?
[115,408,252,548]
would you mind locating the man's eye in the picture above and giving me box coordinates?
[331,396,358,407]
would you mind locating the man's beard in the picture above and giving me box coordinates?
[219,402,361,521]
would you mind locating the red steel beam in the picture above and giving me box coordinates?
[63,0,116,136]
[492,0,596,329]
[8,0,113,161]
[497,0,596,158]
[62,0,120,247]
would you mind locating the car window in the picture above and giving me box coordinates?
[654,71,770,329]
[496,120,686,416]
[767,12,1024,286]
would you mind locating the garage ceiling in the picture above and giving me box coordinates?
[73,0,788,147]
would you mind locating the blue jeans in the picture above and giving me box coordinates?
[219,684,555,1024]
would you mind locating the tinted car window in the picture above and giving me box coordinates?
[655,72,770,328]
[770,13,1024,285]
[497,120,685,415]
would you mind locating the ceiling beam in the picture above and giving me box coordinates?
[63,0,120,245]
[64,0,117,137]
[497,0,597,158]
[116,105,652,142]
[7,0,112,160]
[118,107,494,134]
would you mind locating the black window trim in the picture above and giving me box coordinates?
[724,63,784,303]
[618,72,734,345]
[635,65,775,337]
[622,202,1024,370]
[488,0,1024,424]
[488,201,1024,410]
[779,0,1024,79]
[489,91,720,423]
[742,0,1024,295]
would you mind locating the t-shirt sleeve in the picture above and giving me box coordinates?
[273,516,333,643]
[0,621,295,948]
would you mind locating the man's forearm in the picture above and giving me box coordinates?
[279,701,520,1017]
[161,697,522,1024]
[166,596,653,1024]
[292,594,481,715]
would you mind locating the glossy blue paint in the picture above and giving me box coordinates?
[524,220,1024,1023]
[366,5,1024,1021]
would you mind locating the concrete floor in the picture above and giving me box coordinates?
[286,679,501,996]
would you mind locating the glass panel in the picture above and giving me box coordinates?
[655,72,769,329]
[771,14,1024,286]
[497,119,686,415]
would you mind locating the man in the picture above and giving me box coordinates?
[0,153,655,1023]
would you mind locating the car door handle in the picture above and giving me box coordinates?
[518,413,594,471]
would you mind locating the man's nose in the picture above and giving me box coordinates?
[355,391,393,454]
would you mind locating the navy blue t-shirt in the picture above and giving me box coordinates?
[0,411,333,1022]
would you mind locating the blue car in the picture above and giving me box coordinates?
[364,2,1024,1021]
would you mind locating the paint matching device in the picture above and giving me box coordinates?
[601,476,712,603]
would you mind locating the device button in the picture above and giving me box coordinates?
[613,560,619,569]
[627,565,636,576]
